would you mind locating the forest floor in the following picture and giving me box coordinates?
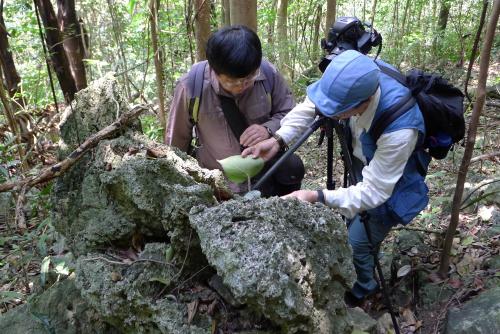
[0,62,499,333]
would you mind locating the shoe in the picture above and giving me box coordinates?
[344,290,364,308]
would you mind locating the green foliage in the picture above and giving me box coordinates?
[140,114,163,142]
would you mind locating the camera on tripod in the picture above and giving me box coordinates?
[318,16,383,73]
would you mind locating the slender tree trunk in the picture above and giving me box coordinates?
[221,0,230,26]
[266,0,277,63]
[362,0,366,21]
[56,0,87,91]
[149,0,166,133]
[369,0,378,30]
[229,0,256,32]
[438,0,451,31]
[0,65,25,169]
[312,4,322,60]
[464,0,489,102]
[194,0,210,61]
[401,0,410,37]
[438,0,500,278]
[325,0,336,38]
[106,0,131,100]
[276,0,289,77]
[0,1,22,103]
[34,0,77,102]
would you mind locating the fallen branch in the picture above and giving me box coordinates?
[0,104,148,193]
[470,151,500,164]
[393,226,445,234]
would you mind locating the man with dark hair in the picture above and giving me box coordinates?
[166,25,304,196]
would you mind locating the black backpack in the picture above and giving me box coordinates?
[186,60,275,153]
[369,63,465,159]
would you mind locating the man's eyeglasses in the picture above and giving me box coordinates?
[217,69,261,89]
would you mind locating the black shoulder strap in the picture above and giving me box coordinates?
[369,93,416,142]
[187,60,208,124]
[375,61,407,86]
[369,61,418,142]
[219,96,248,144]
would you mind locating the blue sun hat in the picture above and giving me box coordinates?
[307,50,380,117]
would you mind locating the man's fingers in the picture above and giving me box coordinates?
[241,133,258,146]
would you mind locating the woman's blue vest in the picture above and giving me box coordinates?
[351,61,431,226]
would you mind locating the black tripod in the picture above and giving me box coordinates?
[252,116,400,334]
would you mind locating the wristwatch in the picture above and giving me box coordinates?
[264,126,273,138]
[316,189,326,204]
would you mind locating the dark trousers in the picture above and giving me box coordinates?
[252,152,305,197]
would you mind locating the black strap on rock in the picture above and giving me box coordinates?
[218,95,248,144]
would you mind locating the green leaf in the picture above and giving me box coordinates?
[54,260,70,276]
[165,246,174,262]
[0,291,23,303]
[461,236,474,246]
[217,155,264,184]
[128,0,137,15]
[40,256,51,286]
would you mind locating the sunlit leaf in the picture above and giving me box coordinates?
[397,264,412,278]
[54,260,70,276]
[217,155,264,184]
[461,236,474,246]
[40,256,50,286]
[165,246,174,262]
[128,0,137,16]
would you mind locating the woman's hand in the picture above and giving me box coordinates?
[281,190,318,203]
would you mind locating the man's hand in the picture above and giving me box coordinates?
[281,190,318,203]
[241,137,280,162]
[240,124,270,147]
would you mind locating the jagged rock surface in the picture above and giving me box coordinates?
[0,279,116,334]
[75,243,210,333]
[51,75,229,258]
[445,287,500,334]
[190,197,355,334]
[1,74,357,333]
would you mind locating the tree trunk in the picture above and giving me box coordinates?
[464,0,489,102]
[438,0,500,278]
[149,0,166,133]
[56,0,87,91]
[276,0,289,77]
[229,0,256,32]
[34,0,77,102]
[0,1,22,102]
[0,65,25,170]
[400,0,410,37]
[325,0,336,38]
[312,4,322,60]
[266,0,277,62]
[106,0,131,100]
[369,0,378,28]
[194,0,210,61]
[221,0,230,26]
[438,0,451,31]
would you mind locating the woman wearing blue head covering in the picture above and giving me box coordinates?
[243,50,430,306]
